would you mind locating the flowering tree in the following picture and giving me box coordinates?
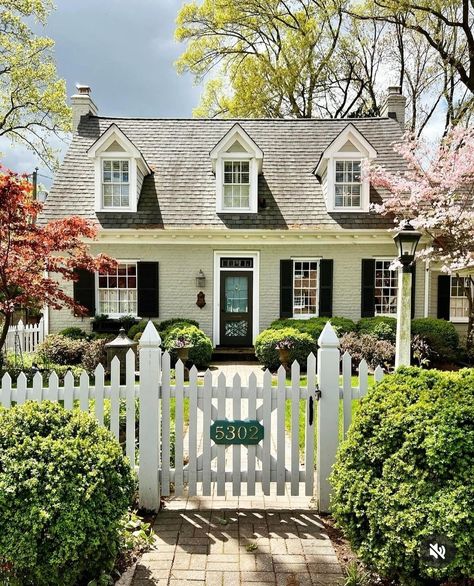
[0,168,116,353]
[369,127,474,349]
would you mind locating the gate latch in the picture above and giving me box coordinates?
[308,385,321,426]
[315,385,321,400]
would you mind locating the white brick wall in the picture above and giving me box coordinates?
[49,241,430,340]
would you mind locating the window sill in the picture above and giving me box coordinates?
[218,208,257,214]
[450,317,469,324]
[330,207,367,213]
[292,314,318,320]
[96,207,135,213]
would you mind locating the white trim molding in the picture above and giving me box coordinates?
[213,251,260,346]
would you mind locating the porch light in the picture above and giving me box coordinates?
[195,269,206,288]
[393,222,421,270]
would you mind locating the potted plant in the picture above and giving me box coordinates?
[275,338,294,371]
[174,334,192,363]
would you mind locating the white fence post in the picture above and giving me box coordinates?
[139,321,161,511]
[317,322,340,513]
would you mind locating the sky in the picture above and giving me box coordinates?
[0,0,202,184]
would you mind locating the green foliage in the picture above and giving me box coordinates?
[58,326,89,340]
[270,317,356,342]
[158,317,199,335]
[357,317,397,340]
[164,325,212,369]
[255,327,316,371]
[0,0,71,166]
[0,401,134,586]
[330,367,474,585]
[344,561,371,586]
[36,333,88,365]
[119,510,155,553]
[411,318,459,361]
[81,338,108,374]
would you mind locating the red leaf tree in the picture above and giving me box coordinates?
[0,167,116,352]
[369,127,474,349]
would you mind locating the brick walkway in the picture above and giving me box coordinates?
[131,490,343,586]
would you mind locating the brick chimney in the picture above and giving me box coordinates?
[71,84,98,131]
[381,86,406,129]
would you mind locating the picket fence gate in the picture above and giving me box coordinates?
[4,318,45,354]
[0,321,384,513]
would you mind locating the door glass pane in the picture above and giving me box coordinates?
[225,276,248,312]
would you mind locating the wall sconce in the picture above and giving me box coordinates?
[195,269,206,288]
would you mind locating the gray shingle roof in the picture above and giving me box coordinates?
[41,116,404,230]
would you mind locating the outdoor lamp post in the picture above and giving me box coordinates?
[393,222,422,368]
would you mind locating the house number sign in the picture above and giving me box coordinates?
[210,420,264,445]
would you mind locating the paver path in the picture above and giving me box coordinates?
[131,363,343,586]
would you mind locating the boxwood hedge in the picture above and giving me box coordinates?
[255,327,316,371]
[270,317,356,342]
[0,402,135,586]
[330,367,474,585]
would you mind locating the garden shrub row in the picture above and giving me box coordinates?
[331,367,474,584]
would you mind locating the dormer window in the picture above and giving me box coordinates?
[314,124,377,213]
[223,160,250,209]
[210,124,263,214]
[87,123,151,213]
[334,160,361,208]
[102,160,130,208]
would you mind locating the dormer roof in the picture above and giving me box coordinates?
[210,123,264,172]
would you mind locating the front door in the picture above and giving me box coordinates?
[220,271,253,346]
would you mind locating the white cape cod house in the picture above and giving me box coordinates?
[40,85,469,345]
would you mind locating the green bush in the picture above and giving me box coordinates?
[270,316,356,342]
[58,327,89,340]
[255,327,316,371]
[411,318,459,361]
[1,353,83,385]
[158,317,199,333]
[127,319,159,340]
[163,325,213,369]
[36,334,88,366]
[357,316,397,341]
[0,401,134,586]
[330,367,474,585]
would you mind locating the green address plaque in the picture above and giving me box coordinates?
[210,420,264,445]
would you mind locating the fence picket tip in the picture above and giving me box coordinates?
[17,371,27,385]
[48,370,59,384]
[217,371,226,384]
[1,372,11,384]
[232,372,241,385]
[95,363,105,376]
[189,364,198,376]
[248,371,257,384]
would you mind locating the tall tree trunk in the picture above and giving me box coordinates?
[0,313,12,356]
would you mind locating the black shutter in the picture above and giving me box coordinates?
[437,275,451,320]
[411,263,417,319]
[319,259,334,317]
[280,259,293,318]
[73,269,95,316]
[361,259,375,318]
[137,262,159,317]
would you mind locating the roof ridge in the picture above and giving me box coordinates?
[91,115,394,122]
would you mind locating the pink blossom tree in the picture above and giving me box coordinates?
[369,127,474,350]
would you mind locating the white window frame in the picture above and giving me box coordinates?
[333,158,363,210]
[374,258,398,317]
[95,261,138,318]
[292,258,320,319]
[101,158,132,210]
[216,154,258,214]
[450,275,472,323]
[327,153,368,212]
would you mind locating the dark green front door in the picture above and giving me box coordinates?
[220,271,253,347]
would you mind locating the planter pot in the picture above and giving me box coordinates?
[176,347,190,363]
[278,348,291,370]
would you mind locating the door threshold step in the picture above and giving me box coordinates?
[212,347,256,361]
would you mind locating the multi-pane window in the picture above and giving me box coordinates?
[102,160,130,208]
[374,260,398,315]
[335,160,361,208]
[98,263,137,315]
[450,276,471,320]
[223,161,250,209]
[293,260,318,317]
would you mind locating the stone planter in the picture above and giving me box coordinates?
[278,347,290,370]
[176,347,190,363]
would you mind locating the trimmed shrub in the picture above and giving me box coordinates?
[270,317,356,342]
[411,318,459,361]
[357,316,397,341]
[163,325,212,369]
[255,327,316,371]
[330,367,474,585]
[127,319,159,340]
[36,334,88,366]
[340,332,395,370]
[58,327,89,340]
[0,401,134,586]
[82,337,108,374]
[158,317,199,333]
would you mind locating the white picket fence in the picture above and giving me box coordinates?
[0,321,384,513]
[4,318,45,353]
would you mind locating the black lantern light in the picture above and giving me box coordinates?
[195,269,206,288]
[393,222,422,271]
